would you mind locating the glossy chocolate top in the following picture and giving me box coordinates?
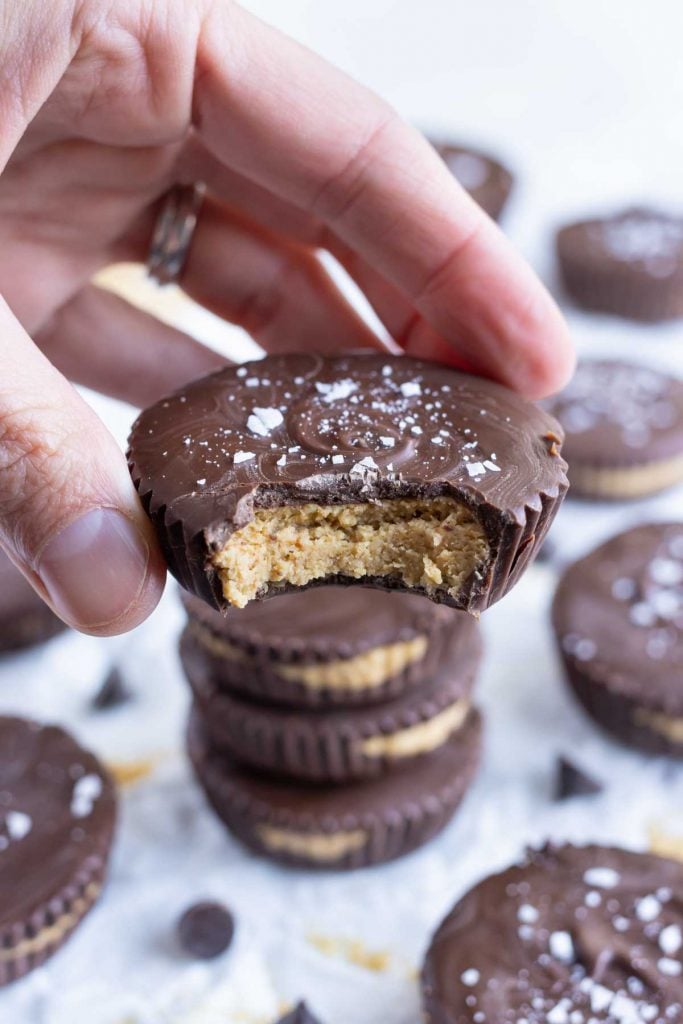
[182,584,460,659]
[553,523,683,712]
[423,843,683,1023]
[558,207,683,278]
[545,360,683,466]
[129,353,566,543]
[0,716,116,929]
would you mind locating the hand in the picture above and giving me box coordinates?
[0,0,573,636]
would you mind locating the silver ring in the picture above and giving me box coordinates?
[147,182,206,285]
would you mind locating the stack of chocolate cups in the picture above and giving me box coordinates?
[180,586,483,871]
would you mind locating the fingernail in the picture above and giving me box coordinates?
[37,508,151,630]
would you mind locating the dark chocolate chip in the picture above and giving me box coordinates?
[274,1002,324,1024]
[554,756,603,800]
[177,900,235,959]
[92,667,132,711]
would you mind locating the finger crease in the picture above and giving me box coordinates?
[310,111,398,226]
[411,219,485,310]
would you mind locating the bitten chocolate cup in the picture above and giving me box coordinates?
[0,550,67,653]
[187,709,482,871]
[430,140,514,222]
[552,523,683,758]
[422,843,683,1023]
[544,360,683,500]
[128,355,567,614]
[0,716,117,986]
[184,616,482,782]
[556,207,683,322]
[180,585,470,709]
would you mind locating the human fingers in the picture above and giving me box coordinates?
[0,296,166,635]
[35,284,228,407]
[192,1,574,397]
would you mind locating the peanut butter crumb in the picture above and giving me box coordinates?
[649,823,683,863]
[307,933,392,973]
[107,756,157,787]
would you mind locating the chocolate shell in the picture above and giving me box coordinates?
[422,843,683,1022]
[128,355,567,613]
[188,709,482,871]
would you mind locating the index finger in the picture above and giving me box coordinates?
[193,1,574,398]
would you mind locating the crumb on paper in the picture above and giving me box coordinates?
[649,822,683,862]
[107,756,158,788]
[306,933,392,973]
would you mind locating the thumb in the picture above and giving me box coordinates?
[0,297,166,636]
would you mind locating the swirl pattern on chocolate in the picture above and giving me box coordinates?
[128,355,567,610]
[422,843,683,1024]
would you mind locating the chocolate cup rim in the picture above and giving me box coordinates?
[187,710,482,870]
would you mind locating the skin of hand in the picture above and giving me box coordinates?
[0,0,574,637]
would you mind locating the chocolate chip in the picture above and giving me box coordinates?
[274,1002,324,1024]
[92,667,131,711]
[177,900,235,959]
[555,756,603,800]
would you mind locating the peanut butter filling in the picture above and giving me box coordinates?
[634,707,683,743]
[360,698,470,758]
[276,637,428,689]
[211,498,489,609]
[190,621,428,691]
[0,881,101,962]
[257,825,367,861]
[572,454,683,498]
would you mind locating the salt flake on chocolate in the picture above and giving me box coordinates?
[71,774,103,818]
[247,408,284,437]
[350,456,380,475]
[5,810,32,841]
[315,379,358,403]
[583,866,620,888]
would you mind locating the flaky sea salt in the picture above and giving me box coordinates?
[5,810,32,841]
[460,968,480,986]
[247,407,284,437]
[583,867,620,888]
[71,774,103,818]
[659,925,682,956]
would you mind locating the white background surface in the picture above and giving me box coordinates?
[2,2,683,1021]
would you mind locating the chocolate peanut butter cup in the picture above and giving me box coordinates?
[128,355,567,614]
[431,141,514,222]
[0,716,117,986]
[422,843,683,1023]
[545,360,683,500]
[0,550,67,653]
[180,586,468,708]
[187,709,482,871]
[557,207,683,322]
[183,616,481,782]
[553,523,683,757]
